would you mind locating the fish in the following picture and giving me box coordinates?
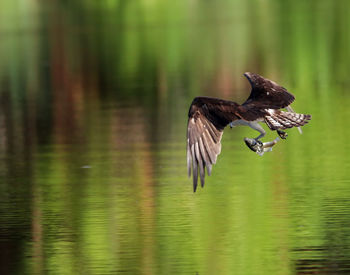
[244,137,281,156]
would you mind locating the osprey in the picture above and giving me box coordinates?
[187,72,311,192]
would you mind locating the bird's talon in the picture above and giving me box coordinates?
[255,139,263,146]
[255,140,263,154]
[277,130,288,139]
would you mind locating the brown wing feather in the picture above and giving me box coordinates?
[187,97,240,192]
[240,72,295,121]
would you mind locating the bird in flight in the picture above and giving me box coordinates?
[187,72,311,192]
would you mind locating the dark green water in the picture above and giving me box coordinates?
[1,1,350,274]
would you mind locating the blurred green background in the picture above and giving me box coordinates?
[0,0,350,274]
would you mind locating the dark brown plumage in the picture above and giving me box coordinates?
[187,72,311,192]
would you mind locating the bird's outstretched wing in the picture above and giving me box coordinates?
[187,97,240,192]
[187,73,300,191]
[240,72,295,121]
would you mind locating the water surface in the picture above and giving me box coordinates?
[1,1,350,274]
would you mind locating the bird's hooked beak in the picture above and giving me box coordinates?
[243,72,251,78]
[244,72,255,86]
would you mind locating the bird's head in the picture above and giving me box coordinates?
[244,72,284,92]
[244,72,266,87]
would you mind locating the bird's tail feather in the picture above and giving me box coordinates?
[265,110,311,131]
[286,105,303,134]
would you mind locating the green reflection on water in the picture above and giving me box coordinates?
[0,0,350,274]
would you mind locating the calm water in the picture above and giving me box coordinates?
[1,1,350,274]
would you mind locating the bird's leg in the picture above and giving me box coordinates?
[230,120,242,128]
[252,122,266,143]
[254,133,265,145]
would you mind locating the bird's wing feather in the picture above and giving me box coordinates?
[187,97,240,192]
[241,73,295,121]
